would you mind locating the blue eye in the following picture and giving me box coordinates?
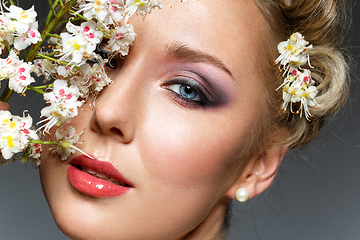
[164,79,213,107]
[169,84,201,101]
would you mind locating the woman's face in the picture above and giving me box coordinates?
[40,0,268,239]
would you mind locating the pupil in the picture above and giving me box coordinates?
[185,86,192,94]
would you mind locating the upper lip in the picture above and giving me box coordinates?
[70,155,133,187]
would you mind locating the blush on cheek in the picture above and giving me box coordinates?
[139,114,238,192]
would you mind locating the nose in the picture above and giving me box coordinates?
[89,72,141,144]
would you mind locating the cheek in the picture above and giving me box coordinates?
[138,98,246,194]
[39,145,68,212]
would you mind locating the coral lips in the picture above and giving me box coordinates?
[67,155,132,197]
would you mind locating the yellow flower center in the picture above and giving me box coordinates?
[6,136,14,148]
[134,0,145,6]
[9,121,16,130]
[290,34,297,42]
[283,85,289,93]
[52,110,61,117]
[20,10,29,20]
[60,141,71,148]
[73,43,81,50]
[302,92,310,98]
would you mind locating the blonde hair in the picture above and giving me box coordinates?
[255,0,349,149]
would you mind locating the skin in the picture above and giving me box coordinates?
[40,0,288,239]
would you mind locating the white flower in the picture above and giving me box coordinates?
[1,5,41,50]
[0,132,25,159]
[0,50,36,93]
[0,110,37,160]
[105,24,136,56]
[5,5,35,34]
[33,58,57,82]
[66,61,113,99]
[66,20,103,46]
[56,20,104,66]
[76,0,125,24]
[57,32,95,65]
[51,125,81,160]
[13,21,41,50]
[281,69,318,120]
[39,80,83,133]
[125,0,162,21]
[56,66,90,97]
[5,5,37,30]
[275,32,312,75]
[0,15,12,50]
[276,33,317,121]
[8,61,36,93]
[57,65,79,78]
[21,142,42,167]
[77,0,109,21]
[107,0,126,23]
[0,110,13,127]
[78,60,113,95]
[20,128,42,167]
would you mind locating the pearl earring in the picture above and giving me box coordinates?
[235,188,249,202]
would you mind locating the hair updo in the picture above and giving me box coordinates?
[253,0,349,151]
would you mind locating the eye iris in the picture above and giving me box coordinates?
[180,85,197,99]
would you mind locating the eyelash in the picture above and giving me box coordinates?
[164,78,213,107]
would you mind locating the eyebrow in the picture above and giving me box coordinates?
[166,42,233,77]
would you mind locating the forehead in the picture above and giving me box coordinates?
[129,0,268,81]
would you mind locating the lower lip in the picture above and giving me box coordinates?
[67,165,131,198]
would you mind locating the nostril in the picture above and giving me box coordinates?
[110,127,123,136]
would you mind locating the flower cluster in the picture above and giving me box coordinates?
[0,0,196,166]
[275,32,318,121]
[0,50,37,93]
[0,110,40,166]
[0,5,41,52]
[39,79,84,133]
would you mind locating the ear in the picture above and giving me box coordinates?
[225,142,288,201]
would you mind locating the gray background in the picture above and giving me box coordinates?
[0,1,360,239]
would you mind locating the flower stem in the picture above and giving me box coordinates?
[30,83,54,89]
[27,86,45,95]
[37,53,80,69]
[29,140,56,145]
[46,0,60,25]
[69,10,89,22]
[59,16,84,24]
[47,0,58,18]
[46,33,61,39]
[0,85,13,102]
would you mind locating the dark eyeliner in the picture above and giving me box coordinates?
[164,78,213,107]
